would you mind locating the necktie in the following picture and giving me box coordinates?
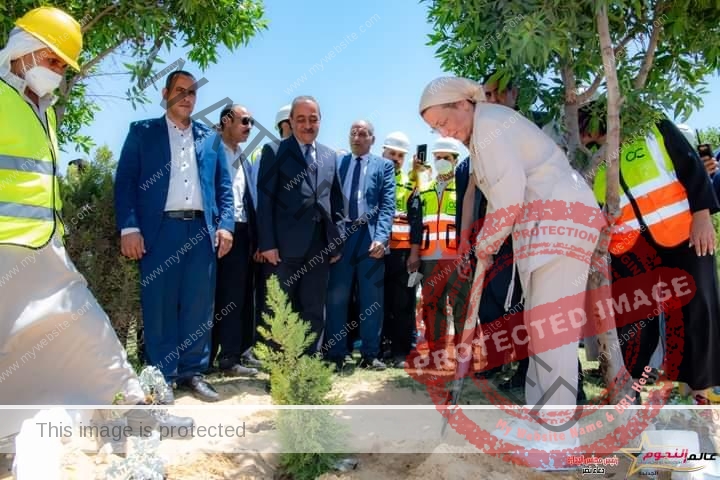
[304,144,313,166]
[349,156,362,221]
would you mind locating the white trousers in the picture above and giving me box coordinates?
[0,235,144,414]
[524,256,589,407]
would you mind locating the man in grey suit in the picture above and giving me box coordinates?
[257,96,345,355]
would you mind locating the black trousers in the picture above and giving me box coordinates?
[614,232,720,390]
[276,223,329,354]
[211,222,252,365]
[381,249,417,356]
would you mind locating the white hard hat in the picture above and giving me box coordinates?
[275,104,292,128]
[382,131,410,153]
[676,123,697,147]
[431,137,462,156]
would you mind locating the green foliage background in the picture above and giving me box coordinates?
[60,145,140,349]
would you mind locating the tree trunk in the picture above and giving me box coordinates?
[589,1,635,402]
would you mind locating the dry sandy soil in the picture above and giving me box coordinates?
[0,366,658,480]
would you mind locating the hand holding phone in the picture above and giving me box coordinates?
[416,144,428,165]
[698,143,713,158]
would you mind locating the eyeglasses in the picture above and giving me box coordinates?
[239,116,255,127]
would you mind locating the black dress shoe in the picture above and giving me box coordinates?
[184,376,220,402]
[498,373,525,391]
[392,356,409,368]
[221,363,259,376]
[242,352,263,369]
[358,357,386,371]
[324,356,354,375]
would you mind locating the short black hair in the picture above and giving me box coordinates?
[164,70,196,91]
[219,106,235,130]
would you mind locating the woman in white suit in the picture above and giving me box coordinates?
[419,77,604,454]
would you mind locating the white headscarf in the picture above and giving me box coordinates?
[0,27,49,77]
[418,76,486,115]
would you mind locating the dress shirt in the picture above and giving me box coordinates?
[222,141,252,223]
[436,178,450,198]
[300,140,319,168]
[164,116,203,212]
[120,117,203,236]
[342,154,370,220]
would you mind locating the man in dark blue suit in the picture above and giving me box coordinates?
[257,96,345,355]
[114,71,235,402]
[325,121,396,371]
[456,156,521,380]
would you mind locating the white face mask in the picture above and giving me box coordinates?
[435,159,454,175]
[22,54,62,97]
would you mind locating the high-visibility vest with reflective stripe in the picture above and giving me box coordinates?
[390,171,415,250]
[593,125,692,255]
[418,179,457,259]
[0,80,63,249]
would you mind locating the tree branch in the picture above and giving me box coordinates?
[84,72,132,78]
[577,73,604,104]
[64,40,124,95]
[139,37,165,82]
[86,94,129,100]
[590,0,635,405]
[82,4,118,33]
[633,2,664,89]
[576,29,640,105]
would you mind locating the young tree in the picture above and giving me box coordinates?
[1,1,268,152]
[424,0,720,400]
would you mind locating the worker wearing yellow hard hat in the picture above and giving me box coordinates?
[0,6,191,435]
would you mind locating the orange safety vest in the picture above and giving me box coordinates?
[389,171,416,250]
[593,125,692,255]
[418,178,457,260]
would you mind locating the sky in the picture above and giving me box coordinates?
[58,0,720,173]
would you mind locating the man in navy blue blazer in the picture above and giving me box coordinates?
[257,96,345,355]
[324,121,396,371]
[114,71,235,402]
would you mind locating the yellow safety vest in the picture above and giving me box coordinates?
[389,170,415,250]
[419,178,457,259]
[593,125,692,255]
[0,79,63,249]
[248,145,263,165]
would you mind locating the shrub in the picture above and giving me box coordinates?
[60,146,141,352]
[254,276,346,480]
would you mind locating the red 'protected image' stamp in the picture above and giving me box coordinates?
[405,199,693,470]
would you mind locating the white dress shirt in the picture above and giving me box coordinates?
[164,116,203,212]
[342,154,370,219]
[299,140,319,169]
[222,141,253,223]
[121,116,203,236]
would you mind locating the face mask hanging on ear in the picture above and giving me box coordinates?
[22,53,62,97]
